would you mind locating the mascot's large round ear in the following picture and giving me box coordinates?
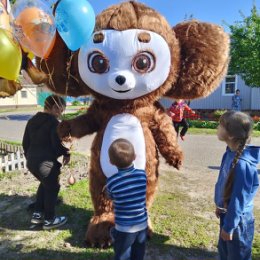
[166,20,230,100]
[22,33,89,97]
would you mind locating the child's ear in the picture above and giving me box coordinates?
[166,20,230,100]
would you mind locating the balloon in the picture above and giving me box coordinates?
[0,29,22,80]
[0,2,11,31]
[45,0,56,7]
[55,0,95,51]
[13,0,56,58]
[22,46,35,60]
[12,0,52,18]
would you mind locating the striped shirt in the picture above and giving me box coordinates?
[106,165,147,232]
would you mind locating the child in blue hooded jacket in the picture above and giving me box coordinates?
[215,111,260,260]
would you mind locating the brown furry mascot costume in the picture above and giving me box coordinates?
[24,1,229,247]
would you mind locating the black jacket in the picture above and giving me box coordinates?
[22,112,69,161]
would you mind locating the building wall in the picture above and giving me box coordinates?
[160,76,259,111]
[189,76,251,110]
[251,88,260,110]
[0,85,37,107]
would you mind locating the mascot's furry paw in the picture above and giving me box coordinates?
[169,150,183,170]
[57,120,72,142]
[85,213,114,248]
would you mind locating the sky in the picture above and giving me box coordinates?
[88,0,259,31]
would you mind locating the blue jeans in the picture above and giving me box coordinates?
[110,227,147,260]
[218,212,255,260]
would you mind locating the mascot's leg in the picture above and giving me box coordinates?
[145,145,159,239]
[85,157,114,248]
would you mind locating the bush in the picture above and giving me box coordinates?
[254,121,260,131]
[188,119,260,131]
[71,100,82,106]
[188,120,219,129]
[62,110,86,120]
[213,110,227,120]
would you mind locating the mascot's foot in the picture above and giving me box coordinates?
[85,213,114,248]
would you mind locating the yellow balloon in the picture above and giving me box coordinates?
[22,46,35,60]
[28,51,34,60]
[0,29,22,80]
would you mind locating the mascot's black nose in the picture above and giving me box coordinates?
[115,75,126,85]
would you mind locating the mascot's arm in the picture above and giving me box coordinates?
[151,105,183,169]
[57,101,101,140]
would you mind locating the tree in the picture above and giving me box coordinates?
[228,5,260,87]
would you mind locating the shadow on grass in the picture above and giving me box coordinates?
[0,233,221,260]
[0,194,240,260]
[0,193,92,248]
[148,232,219,260]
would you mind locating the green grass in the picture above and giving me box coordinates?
[0,171,19,180]
[253,210,260,257]
[0,139,22,145]
[1,174,260,259]
[47,180,114,260]
[59,179,260,259]
[189,128,217,135]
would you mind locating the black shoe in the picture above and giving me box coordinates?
[31,212,44,224]
[43,216,67,230]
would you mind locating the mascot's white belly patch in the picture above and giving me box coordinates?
[100,113,146,178]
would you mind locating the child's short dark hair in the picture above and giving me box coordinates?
[109,139,135,169]
[44,95,66,110]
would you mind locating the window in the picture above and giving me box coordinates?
[222,75,237,96]
[21,90,27,98]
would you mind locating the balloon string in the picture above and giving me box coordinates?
[65,51,77,96]
[43,59,56,92]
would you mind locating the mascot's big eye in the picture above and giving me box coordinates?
[132,51,155,73]
[88,51,109,74]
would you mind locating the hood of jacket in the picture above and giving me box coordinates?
[226,145,260,165]
[238,145,260,165]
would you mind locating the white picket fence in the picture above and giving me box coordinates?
[0,142,26,172]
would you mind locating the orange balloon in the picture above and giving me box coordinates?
[15,7,56,58]
[0,3,11,31]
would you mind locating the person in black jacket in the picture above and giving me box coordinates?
[23,95,70,230]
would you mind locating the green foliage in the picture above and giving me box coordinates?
[254,121,260,131]
[228,5,260,87]
[71,100,82,106]
[213,110,227,120]
[188,120,219,129]
[62,110,86,120]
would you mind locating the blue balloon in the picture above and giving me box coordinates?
[55,0,95,51]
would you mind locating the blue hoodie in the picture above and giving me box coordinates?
[214,145,260,234]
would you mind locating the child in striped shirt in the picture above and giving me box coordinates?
[107,138,148,260]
